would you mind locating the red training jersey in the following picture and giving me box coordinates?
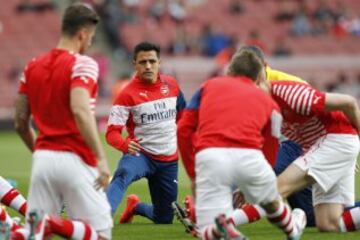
[18,49,99,166]
[106,74,186,162]
[271,81,357,151]
[177,76,282,179]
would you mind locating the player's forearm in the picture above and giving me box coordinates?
[15,123,36,152]
[325,93,360,133]
[71,87,107,161]
[177,129,196,179]
[14,94,35,152]
[178,125,197,179]
[342,99,360,134]
[105,126,129,153]
[178,145,195,180]
[74,109,106,160]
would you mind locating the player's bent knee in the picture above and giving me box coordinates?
[154,219,173,224]
[316,219,339,232]
[114,167,135,181]
[261,200,280,213]
[97,228,112,240]
[153,214,174,224]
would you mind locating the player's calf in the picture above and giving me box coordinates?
[339,207,360,232]
[0,221,11,240]
[265,200,306,240]
[0,177,27,216]
[201,214,248,240]
[314,202,345,232]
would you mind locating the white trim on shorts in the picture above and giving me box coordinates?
[293,134,359,206]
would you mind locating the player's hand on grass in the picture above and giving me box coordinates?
[95,158,111,190]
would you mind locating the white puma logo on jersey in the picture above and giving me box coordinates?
[139,91,148,98]
[313,96,321,104]
[80,76,89,84]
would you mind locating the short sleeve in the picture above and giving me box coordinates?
[71,55,99,92]
[271,82,325,116]
[310,90,326,114]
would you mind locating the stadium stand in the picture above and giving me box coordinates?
[1,0,360,121]
[0,0,59,112]
[119,0,360,55]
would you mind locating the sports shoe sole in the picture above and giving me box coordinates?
[172,202,198,235]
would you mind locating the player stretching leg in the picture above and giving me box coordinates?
[174,45,360,234]
[177,51,306,240]
[0,176,27,216]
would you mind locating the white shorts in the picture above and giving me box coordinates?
[294,134,359,207]
[195,148,278,230]
[27,150,113,237]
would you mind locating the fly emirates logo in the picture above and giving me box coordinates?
[140,100,177,124]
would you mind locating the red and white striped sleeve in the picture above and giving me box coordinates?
[71,55,99,114]
[71,54,99,91]
[272,82,325,116]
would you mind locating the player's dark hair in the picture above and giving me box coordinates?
[238,45,265,64]
[61,3,99,37]
[228,50,263,81]
[133,42,161,61]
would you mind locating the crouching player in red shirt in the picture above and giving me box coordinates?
[177,50,306,239]
[215,47,360,234]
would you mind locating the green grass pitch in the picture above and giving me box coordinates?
[1,131,359,239]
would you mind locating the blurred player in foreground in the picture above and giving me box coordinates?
[106,42,186,224]
[255,47,360,233]
[0,176,27,216]
[173,46,314,234]
[225,46,360,231]
[174,46,360,234]
[221,47,360,234]
[13,3,113,240]
[0,176,27,236]
[177,50,306,240]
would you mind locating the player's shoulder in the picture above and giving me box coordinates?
[74,54,98,67]
[113,80,138,105]
[25,51,50,70]
[266,66,307,84]
[24,57,38,72]
[201,75,227,87]
[160,74,179,87]
[271,80,309,89]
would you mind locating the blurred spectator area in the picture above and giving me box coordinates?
[1,0,360,120]
[0,0,60,116]
[119,0,360,55]
[163,56,360,101]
